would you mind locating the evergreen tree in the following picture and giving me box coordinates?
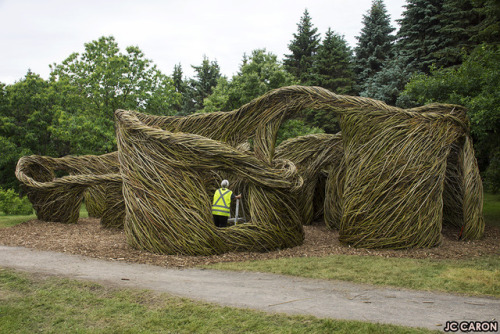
[172,63,186,113]
[309,28,356,94]
[434,0,483,68]
[283,9,321,83]
[395,0,444,74]
[474,0,500,44]
[182,56,221,114]
[362,0,492,105]
[172,63,185,94]
[360,54,413,106]
[354,0,395,93]
[400,44,500,190]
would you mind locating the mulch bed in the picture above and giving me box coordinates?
[0,218,498,268]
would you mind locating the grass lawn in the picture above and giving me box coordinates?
[483,192,500,227]
[207,254,500,297]
[0,212,36,228]
[0,268,435,334]
[0,203,88,228]
[1,192,498,311]
[207,193,500,297]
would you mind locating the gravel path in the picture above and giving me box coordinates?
[1,245,499,331]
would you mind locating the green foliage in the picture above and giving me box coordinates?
[202,49,297,112]
[400,44,500,180]
[202,76,231,112]
[50,36,179,118]
[361,0,498,106]
[202,51,325,144]
[396,0,444,74]
[435,0,484,68]
[473,0,500,44]
[0,188,33,215]
[283,9,320,83]
[0,71,56,156]
[303,109,341,134]
[309,28,356,94]
[483,192,500,226]
[48,36,180,154]
[484,150,500,193]
[171,63,187,113]
[354,0,396,93]
[361,54,413,106]
[276,119,324,146]
[0,36,182,190]
[0,72,60,189]
[181,56,221,114]
[49,108,116,155]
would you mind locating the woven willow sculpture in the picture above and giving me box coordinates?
[16,85,484,254]
[15,154,121,226]
[275,133,343,225]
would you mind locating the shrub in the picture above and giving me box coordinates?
[0,188,33,215]
[484,150,500,194]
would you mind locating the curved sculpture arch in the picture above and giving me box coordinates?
[16,86,484,255]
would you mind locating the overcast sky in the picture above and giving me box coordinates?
[0,0,407,85]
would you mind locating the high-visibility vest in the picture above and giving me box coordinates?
[212,188,233,217]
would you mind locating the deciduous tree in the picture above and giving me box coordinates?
[400,45,500,191]
[203,49,296,112]
[0,72,57,189]
[48,36,180,154]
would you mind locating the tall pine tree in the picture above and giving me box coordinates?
[354,0,395,93]
[474,0,500,44]
[283,9,321,83]
[309,28,355,94]
[362,0,489,106]
[434,0,483,68]
[172,64,186,114]
[181,56,221,114]
[359,53,411,106]
[395,0,444,74]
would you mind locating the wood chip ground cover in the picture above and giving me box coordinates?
[0,218,498,268]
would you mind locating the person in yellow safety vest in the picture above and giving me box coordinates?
[212,179,241,228]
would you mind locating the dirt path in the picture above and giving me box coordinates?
[1,245,499,331]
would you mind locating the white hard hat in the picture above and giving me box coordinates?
[221,180,229,188]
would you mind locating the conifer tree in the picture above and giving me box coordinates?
[435,0,483,68]
[395,0,443,74]
[283,9,321,83]
[473,0,500,44]
[309,28,355,94]
[172,64,186,113]
[353,0,395,93]
[182,56,221,114]
[360,54,413,106]
[172,64,185,94]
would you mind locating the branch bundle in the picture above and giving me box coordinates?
[15,86,484,254]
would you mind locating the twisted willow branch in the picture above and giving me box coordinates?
[16,85,484,254]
